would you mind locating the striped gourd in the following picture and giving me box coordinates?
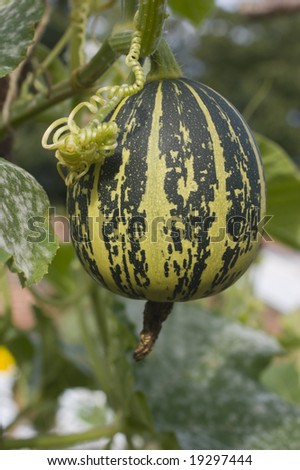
[67,78,266,303]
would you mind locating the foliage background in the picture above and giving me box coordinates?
[1,0,300,450]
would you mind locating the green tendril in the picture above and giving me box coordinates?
[70,0,90,69]
[42,28,145,186]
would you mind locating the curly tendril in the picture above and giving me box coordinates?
[42,29,145,186]
[71,0,90,66]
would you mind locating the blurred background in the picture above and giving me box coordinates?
[1,0,300,450]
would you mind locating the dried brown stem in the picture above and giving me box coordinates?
[133,301,174,361]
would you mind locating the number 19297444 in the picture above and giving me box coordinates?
[189,454,252,466]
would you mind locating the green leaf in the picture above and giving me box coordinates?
[131,301,300,449]
[0,0,44,78]
[0,249,10,264]
[168,0,214,25]
[0,158,59,286]
[127,391,154,432]
[261,353,300,407]
[256,134,300,250]
[5,332,35,367]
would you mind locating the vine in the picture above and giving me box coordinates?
[42,27,145,186]
[136,0,167,57]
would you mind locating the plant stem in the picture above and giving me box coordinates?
[78,308,112,395]
[243,78,272,122]
[109,31,133,54]
[137,0,167,57]
[2,424,118,450]
[76,38,119,86]
[147,37,182,81]
[40,28,72,72]
[90,286,110,352]
[122,0,138,22]
[79,296,129,413]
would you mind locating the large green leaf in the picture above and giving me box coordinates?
[130,301,300,449]
[0,0,44,78]
[256,134,300,250]
[261,353,300,407]
[0,158,59,285]
[261,311,300,407]
[168,0,214,25]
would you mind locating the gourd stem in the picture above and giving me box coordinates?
[147,37,182,81]
[134,301,174,361]
[137,0,167,57]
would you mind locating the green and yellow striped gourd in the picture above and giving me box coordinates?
[67,78,266,302]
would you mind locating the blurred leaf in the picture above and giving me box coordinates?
[168,0,214,25]
[0,158,59,286]
[45,243,81,295]
[30,401,59,433]
[29,307,94,403]
[0,0,44,77]
[79,404,111,428]
[155,432,180,450]
[256,134,300,250]
[131,301,300,449]
[277,310,300,350]
[5,332,35,367]
[0,302,97,434]
[261,353,300,407]
[127,391,153,432]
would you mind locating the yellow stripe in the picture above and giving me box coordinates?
[137,81,175,299]
[181,81,234,296]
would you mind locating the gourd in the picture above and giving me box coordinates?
[67,78,266,303]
